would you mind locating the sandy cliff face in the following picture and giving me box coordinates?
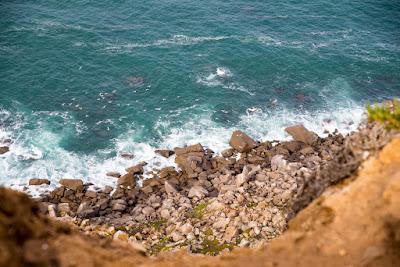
[1,137,399,267]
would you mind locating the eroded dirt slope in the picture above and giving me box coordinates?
[1,137,399,267]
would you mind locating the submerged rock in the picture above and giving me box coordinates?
[0,146,9,154]
[29,178,51,186]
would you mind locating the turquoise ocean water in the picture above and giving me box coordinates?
[1,0,399,192]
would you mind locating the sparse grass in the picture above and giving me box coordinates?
[367,100,400,130]
[196,228,234,255]
[187,203,208,219]
[149,236,173,255]
[149,219,167,230]
[246,202,257,209]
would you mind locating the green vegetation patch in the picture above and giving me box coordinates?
[187,203,208,219]
[367,100,400,130]
[148,219,167,230]
[149,236,174,255]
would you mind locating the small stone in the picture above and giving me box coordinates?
[213,217,230,229]
[113,230,129,241]
[106,171,121,178]
[221,148,234,158]
[270,155,287,171]
[57,203,71,215]
[155,149,174,158]
[103,186,113,194]
[142,206,155,216]
[29,178,50,186]
[223,226,238,242]
[229,130,257,153]
[160,209,170,219]
[300,146,314,155]
[180,223,193,234]
[188,185,208,198]
[48,204,56,217]
[165,181,178,195]
[171,231,184,242]
[59,179,83,191]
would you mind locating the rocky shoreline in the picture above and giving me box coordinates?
[29,121,394,255]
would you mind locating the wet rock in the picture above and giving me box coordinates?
[28,178,50,186]
[229,130,257,153]
[106,172,121,178]
[125,164,144,175]
[59,179,83,191]
[188,185,208,198]
[285,124,318,145]
[120,153,135,159]
[155,149,174,158]
[0,146,9,154]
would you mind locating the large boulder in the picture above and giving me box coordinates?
[59,179,83,191]
[285,124,318,145]
[155,149,174,158]
[174,143,204,156]
[174,143,206,174]
[229,130,257,153]
[125,164,144,174]
[117,173,136,188]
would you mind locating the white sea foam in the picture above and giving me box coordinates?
[0,99,366,196]
[104,35,236,52]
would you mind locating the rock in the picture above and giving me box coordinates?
[285,124,318,145]
[77,202,98,218]
[188,185,208,198]
[59,179,83,191]
[85,191,97,198]
[159,167,178,179]
[165,181,178,195]
[48,204,56,217]
[113,230,129,241]
[103,186,113,194]
[271,155,287,171]
[142,206,155,216]
[174,143,204,156]
[221,148,234,158]
[111,199,127,211]
[229,130,257,153]
[180,223,193,234]
[300,146,314,155]
[125,164,144,175]
[171,231,184,242]
[236,165,251,187]
[28,178,50,186]
[117,173,136,188]
[57,203,71,215]
[223,226,238,242]
[281,141,303,152]
[106,171,121,178]
[120,153,135,159]
[0,146,9,154]
[155,149,174,158]
[160,209,170,219]
[213,218,230,229]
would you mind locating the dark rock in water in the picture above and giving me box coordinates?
[229,130,257,153]
[0,146,9,154]
[125,164,144,174]
[29,178,51,186]
[285,125,318,145]
[59,179,84,191]
[106,171,121,178]
[120,153,135,160]
[155,149,174,158]
[126,76,145,87]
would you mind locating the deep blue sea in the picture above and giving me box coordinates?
[1,0,399,192]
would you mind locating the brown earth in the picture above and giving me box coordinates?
[1,137,400,267]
